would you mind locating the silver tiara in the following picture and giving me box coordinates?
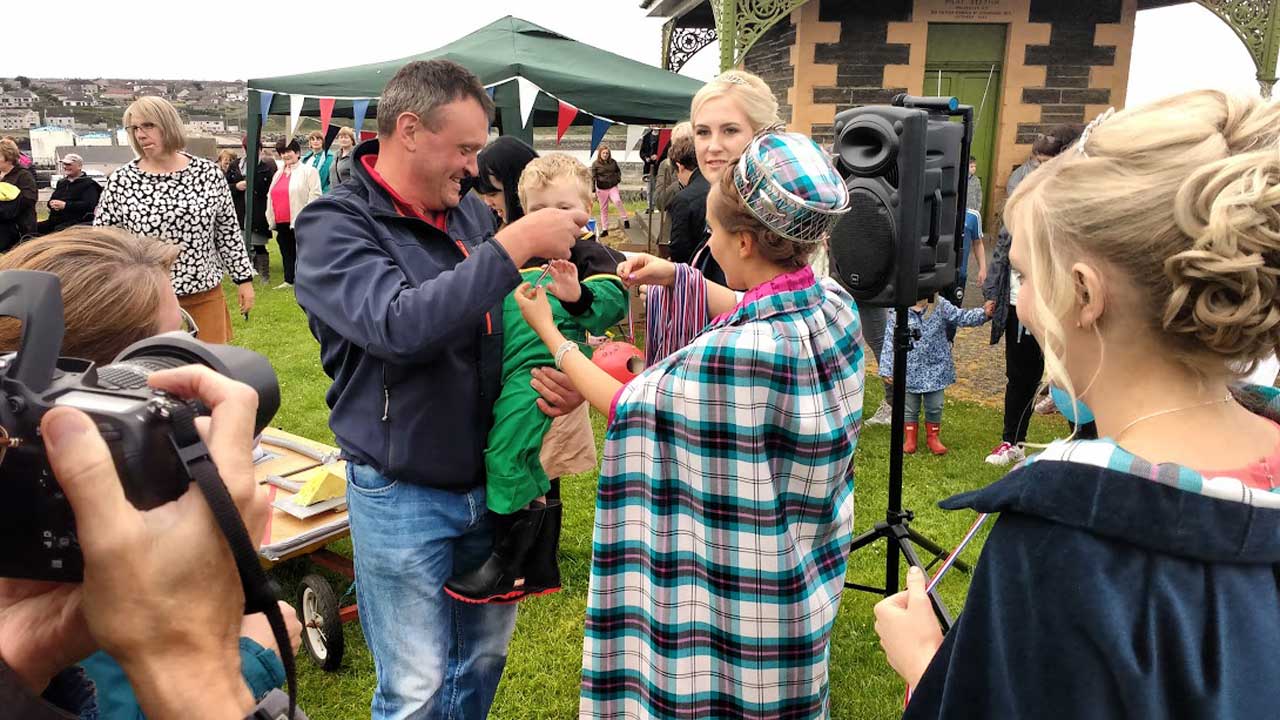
[722,73,750,86]
[1077,107,1115,158]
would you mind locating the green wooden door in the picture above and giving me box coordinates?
[927,70,1001,214]
[925,24,1006,217]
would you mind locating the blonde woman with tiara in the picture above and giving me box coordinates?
[874,90,1280,719]
[662,70,779,284]
[641,70,889,367]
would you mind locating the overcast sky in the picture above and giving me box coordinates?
[7,2,1270,104]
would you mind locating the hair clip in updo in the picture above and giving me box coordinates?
[1077,107,1115,158]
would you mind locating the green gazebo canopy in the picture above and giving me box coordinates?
[247,15,703,134]
[241,15,702,243]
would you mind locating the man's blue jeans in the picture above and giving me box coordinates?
[346,462,518,720]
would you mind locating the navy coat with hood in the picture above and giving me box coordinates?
[906,385,1280,719]
[293,139,521,491]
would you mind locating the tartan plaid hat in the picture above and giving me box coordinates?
[733,131,849,244]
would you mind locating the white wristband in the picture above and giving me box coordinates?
[554,340,579,370]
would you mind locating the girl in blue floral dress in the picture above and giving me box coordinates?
[880,294,992,454]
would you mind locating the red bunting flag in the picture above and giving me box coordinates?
[656,128,673,159]
[318,98,336,140]
[556,101,579,145]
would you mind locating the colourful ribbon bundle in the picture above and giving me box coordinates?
[643,263,708,366]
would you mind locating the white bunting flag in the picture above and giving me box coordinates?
[289,94,305,135]
[516,77,539,128]
[626,124,646,153]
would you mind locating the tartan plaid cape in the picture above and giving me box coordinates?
[581,268,866,719]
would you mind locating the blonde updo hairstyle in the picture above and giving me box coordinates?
[1006,90,1280,401]
[690,70,780,133]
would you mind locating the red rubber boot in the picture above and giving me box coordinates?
[903,423,919,454]
[926,423,948,456]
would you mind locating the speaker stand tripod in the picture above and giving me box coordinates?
[845,305,971,631]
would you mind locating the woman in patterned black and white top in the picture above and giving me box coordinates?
[95,96,254,344]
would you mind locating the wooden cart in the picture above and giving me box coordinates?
[255,429,355,671]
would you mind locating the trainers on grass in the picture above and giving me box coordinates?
[1034,394,1058,416]
[985,442,1026,466]
[866,400,893,426]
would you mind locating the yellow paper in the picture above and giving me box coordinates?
[291,466,346,506]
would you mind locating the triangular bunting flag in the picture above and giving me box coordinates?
[625,124,646,153]
[657,128,673,159]
[590,117,612,156]
[289,94,305,135]
[486,86,496,99]
[556,101,578,145]
[352,99,370,136]
[516,76,539,128]
[318,98,336,139]
[258,91,274,128]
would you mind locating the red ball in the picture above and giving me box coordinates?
[592,342,645,384]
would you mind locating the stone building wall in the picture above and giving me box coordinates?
[744,0,1137,224]
[742,20,797,125]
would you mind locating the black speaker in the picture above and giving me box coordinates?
[828,100,967,308]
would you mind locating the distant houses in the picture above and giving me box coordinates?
[100,85,135,101]
[133,84,169,97]
[0,109,40,130]
[3,77,249,165]
[186,115,227,134]
[0,89,36,108]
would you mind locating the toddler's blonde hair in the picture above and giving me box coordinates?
[518,153,593,213]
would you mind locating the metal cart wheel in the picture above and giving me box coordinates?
[297,574,345,671]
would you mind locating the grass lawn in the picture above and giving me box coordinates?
[226,256,1067,719]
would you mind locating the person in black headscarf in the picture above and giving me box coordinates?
[474,136,539,227]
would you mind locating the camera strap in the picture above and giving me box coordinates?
[168,404,298,719]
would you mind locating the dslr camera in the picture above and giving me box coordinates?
[0,270,280,582]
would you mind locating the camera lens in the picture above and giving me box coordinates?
[96,354,190,391]
[110,332,280,435]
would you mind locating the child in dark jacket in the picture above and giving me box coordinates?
[446,154,628,604]
[881,293,992,454]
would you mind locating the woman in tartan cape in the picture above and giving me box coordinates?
[516,131,864,719]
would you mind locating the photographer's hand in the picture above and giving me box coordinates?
[41,365,266,719]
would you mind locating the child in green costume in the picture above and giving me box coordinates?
[446,153,628,604]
